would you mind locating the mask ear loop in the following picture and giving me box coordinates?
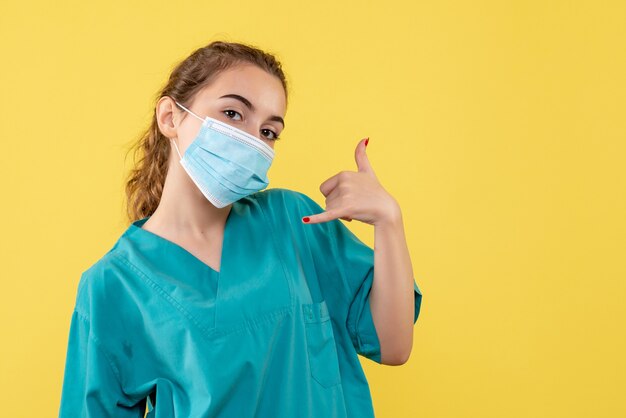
[171,100,205,160]
[174,100,205,122]
[170,137,183,160]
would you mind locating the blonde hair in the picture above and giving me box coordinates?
[124,40,288,223]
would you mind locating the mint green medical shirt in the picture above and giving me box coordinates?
[59,187,423,417]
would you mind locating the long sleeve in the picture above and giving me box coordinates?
[294,190,423,364]
[58,309,144,418]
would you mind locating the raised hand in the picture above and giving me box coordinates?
[302,137,401,226]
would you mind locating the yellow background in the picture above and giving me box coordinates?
[1,1,624,417]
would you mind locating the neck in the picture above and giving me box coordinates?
[145,150,232,237]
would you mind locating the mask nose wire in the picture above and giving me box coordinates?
[171,100,205,160]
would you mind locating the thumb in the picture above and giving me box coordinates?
[355,137,375,175]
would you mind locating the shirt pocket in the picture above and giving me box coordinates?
[302,299,342,388]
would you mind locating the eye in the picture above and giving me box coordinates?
[261,128,281,141]
[223,109,242,121]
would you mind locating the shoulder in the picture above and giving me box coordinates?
[73,251,128,321]
[252,187,324,213]
[251,188,337,244]
[249,187,330,235]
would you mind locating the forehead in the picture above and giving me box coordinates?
[195,64,286,116]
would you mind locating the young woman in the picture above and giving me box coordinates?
[59,40,423,417]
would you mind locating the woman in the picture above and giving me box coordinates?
[59,40,423,417]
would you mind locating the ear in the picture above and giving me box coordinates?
[155,96,179,139]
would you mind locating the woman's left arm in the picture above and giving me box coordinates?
[370,204,416,365]
[302,137,417,365]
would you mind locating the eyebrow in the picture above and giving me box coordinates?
[219,94,285,128]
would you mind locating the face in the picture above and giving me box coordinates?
[157,63,287,156]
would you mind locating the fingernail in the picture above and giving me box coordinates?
[302,217,310,223]
[365,137,369,147]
